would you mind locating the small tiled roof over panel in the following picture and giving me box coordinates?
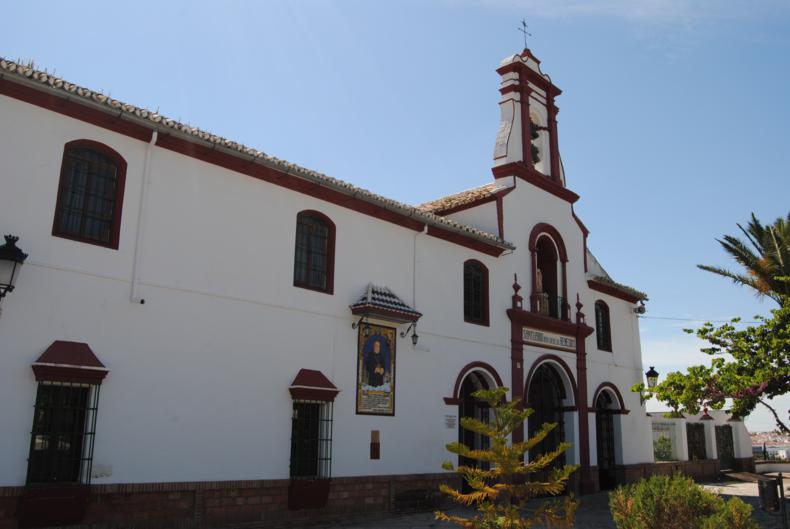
[350,284,422,323]
[418,182,510,214]
[0,58,515,255]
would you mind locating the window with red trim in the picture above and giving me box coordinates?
[293,211,335,294]
[595,300,612,352]
[52,140,127,249]
[463,260,489,326]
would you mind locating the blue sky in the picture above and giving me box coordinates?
[2,1,789,431]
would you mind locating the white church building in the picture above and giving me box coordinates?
[0,49,752,527]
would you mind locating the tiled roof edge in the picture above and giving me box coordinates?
[589,275,648,302]
[0,58,515,252]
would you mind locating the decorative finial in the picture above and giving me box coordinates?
[575,293,583,312]
[512,274,523,310]
[518,18,532,50]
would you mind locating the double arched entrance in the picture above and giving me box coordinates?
[525,360,576,472]
[452,364,502,492]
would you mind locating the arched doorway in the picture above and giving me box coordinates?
[527,363,566,468]
[595,391,617,490]
[458,371,491,492]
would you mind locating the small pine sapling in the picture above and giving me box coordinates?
[436,386,578,528]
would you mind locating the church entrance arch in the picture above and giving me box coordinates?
[458,370,493,492]
[526,362,572,469]
[595,390,618,490]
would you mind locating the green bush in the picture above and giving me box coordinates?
[609,474,758,529]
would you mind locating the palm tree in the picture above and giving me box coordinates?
[698,213,790,304]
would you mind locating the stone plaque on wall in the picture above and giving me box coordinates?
[522,327,575,352]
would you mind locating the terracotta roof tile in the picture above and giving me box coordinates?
[418,182,509,213]
[0,58,515,252]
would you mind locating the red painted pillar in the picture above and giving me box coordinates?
[509,276,525,445]
[575,297,596,493]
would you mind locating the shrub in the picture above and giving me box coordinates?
[609,474,758,529]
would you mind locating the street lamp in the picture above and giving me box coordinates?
[646,366,659,389]
[0,235,28,300]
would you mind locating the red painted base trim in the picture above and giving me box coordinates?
[0,474,460,528]
[17,486,90,528]
[288,479,330,510]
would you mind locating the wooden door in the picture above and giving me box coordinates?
[715,425,735,470]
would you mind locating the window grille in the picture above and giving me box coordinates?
[54,145,122,246]
[463,261,488,325]
[686,423,707,460]
[290,401,333,480]
[26,382,100,485]
[293,213,333,292]
[595,301,612,351]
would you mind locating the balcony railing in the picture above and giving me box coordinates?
[536,293,567,320]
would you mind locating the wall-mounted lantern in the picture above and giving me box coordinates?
[352,316,371,337]
[0,235,28,300]
[400,322,419,347]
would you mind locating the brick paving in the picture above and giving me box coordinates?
[263,481,789,528]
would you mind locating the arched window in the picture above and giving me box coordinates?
[293,211,335,294]
[463,260,489,326]
[52,140,127,249]
[595,300,612,351]
[528,224,569,321]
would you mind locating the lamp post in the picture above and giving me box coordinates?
[0,235,28,300]
[646,366,659,389]
[640,366,659,405]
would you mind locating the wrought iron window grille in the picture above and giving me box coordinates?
[290,400,333,480]
[26,381,100,486]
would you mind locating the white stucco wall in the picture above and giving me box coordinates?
[0,80,654,487]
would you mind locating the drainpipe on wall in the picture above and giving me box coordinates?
[412,224,427,309]
[130,130,158,304]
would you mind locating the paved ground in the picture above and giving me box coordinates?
[267,481,790,529]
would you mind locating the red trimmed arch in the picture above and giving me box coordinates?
[444,361,503,405]
[524,354,578,406]
[528,223,568,262]
[592,382,629,415]
[528,223,570,319]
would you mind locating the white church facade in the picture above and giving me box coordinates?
[0,49,751,527]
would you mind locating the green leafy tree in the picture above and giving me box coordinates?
[436,386,578,529]
[698,213,790,303]
[634,212,790,432]
[635,296,790,433]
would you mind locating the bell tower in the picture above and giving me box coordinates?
[492,49,569,194]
